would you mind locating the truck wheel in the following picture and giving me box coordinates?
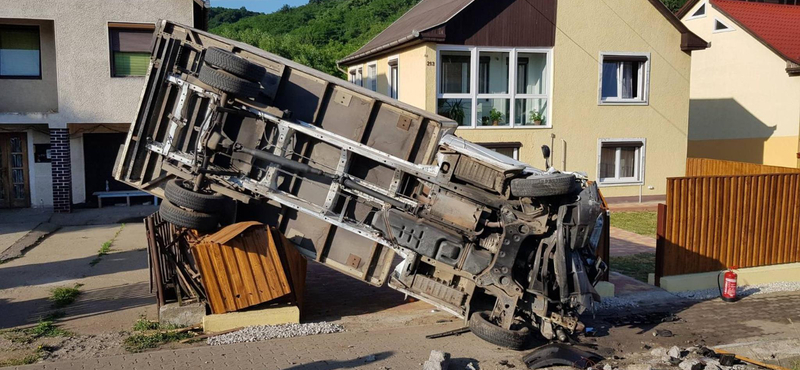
[198,65,260,99]
[164,179,226,213]
[159,200,219,232]
[469,311,531,350]
[204,47,266,82]
[509,173,578,198]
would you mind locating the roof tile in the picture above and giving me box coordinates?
[711,0,800,64]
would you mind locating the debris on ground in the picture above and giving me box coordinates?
[522,343,603,369]
[653,329,673,337]
[604,312,680,327]
[422,350,451,370]
[206,322,344,346]
[425,327,470,339]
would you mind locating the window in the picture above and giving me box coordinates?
[355,67,363,87]
[437,47,551,128]
[388,57,399,99]
[109,23,155,77]
[688,3,706,19]
[478,142,521,160]
[0,25,41,78]
[599,53,650,105]
[366,62,377,91]
[713,18,734,33]
[597,139,645,185]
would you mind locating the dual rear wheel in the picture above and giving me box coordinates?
[158,179,227,232]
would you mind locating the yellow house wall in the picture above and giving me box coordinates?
[343,0,694,198]
[681,1,800,168]
[345,43,436,111]
[459,0,692,198]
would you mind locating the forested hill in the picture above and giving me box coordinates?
[209,0,687,78]
[210,0,422,77]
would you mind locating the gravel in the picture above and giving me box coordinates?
[676,281,800,301]
[207,322,344,346]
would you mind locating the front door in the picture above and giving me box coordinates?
[0,133,31,208]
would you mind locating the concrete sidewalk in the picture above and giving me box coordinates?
[0,205,157,262]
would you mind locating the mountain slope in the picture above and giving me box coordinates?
[210,0,421,77]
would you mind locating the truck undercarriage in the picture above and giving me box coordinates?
[114,21,608,349]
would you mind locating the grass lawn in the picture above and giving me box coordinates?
[610,211,658,238]
[609,253,655,283]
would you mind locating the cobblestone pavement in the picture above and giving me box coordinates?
[610,226,656,256]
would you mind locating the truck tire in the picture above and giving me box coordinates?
[509,173,578,198]
[469,311,531,350]
[164,179,226,213]
[204,47,266,82]
[198,65,260,99]
[159,200,219,232]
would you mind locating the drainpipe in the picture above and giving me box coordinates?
[561,139,567,171]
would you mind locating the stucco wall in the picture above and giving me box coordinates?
[27,128,53,207]
[346,43,434,111]
[0,0,196,128]
[0,19,58,113]
[342,0,695,198]
[681,1,800,167]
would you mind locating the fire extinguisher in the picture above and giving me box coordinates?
[719,267,738,302]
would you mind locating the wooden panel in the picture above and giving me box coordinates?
[432,0,556,48]
[686,158,800,176]
[192,223,292,314]
[657,172,800,278]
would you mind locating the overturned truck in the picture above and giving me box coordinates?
[115,21,608,349]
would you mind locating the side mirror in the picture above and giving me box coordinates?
[541,145,551,159]
[542,145,551,169]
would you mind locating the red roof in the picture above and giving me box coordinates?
[711,0,800,65]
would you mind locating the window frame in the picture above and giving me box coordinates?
[436,45,553,129]
[388,55,399,99]
[366,61,378,92]
[477,142,522,160]
[597,52,651,106]
[596,138,646,187]
[108,22,155,78]
[713,18,735,33]
[0,24,42,80]
[687,2,707,20]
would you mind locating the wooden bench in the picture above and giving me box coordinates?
[92,190,159,208]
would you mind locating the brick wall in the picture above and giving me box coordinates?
[50,128,71,213]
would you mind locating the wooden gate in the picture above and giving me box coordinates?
[656,164,800,283]
[0,133,30,208]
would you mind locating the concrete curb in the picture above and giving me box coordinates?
[0,222,61,263]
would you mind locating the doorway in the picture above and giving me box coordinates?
[0,133,31,208]
[83,133,134,206]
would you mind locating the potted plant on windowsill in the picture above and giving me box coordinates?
[488,108,504,126]
[529,110,544,126]
[441,99,466,126]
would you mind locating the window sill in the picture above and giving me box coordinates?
[598,100,648,106]
[597,180,644,187]
[457,125,552,130]
[111,75,146,78]
[0,76,42,80]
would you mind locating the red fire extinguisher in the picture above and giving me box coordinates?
[720,267,738,302]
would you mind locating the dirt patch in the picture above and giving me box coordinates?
[45,333,128,361]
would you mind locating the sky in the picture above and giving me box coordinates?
[212,0,309,13]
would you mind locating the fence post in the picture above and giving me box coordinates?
[655,203,666,287]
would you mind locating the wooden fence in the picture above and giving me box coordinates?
[656,172,800,281]
[686,158,800,176]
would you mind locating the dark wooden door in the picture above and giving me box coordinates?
[0,133,31,208]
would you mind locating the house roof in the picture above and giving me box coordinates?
[339,0,475,65]
[710,0,800,66]
[339,0,706,65]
